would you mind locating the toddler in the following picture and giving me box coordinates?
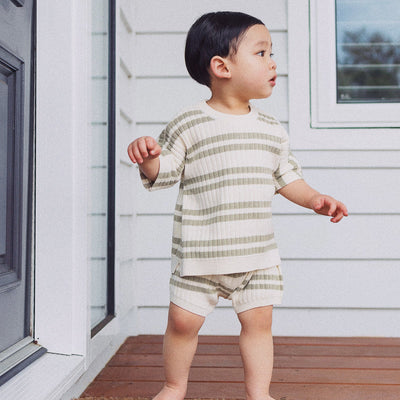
[127,11,348,400]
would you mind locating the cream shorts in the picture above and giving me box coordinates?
[169,264,283,317]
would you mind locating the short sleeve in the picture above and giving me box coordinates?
[141,119,187,192]
[273,126,303,192]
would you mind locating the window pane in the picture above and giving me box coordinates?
[0,76,8,267]
[90,0,110,329]
[336,0,400,103]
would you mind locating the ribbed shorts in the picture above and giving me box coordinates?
[169,264,283,317]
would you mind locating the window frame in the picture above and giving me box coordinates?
[310,0,400,128]
[90,0,116,338]
[0,0,48,387]
[287,0,400,151]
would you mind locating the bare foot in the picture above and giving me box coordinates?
[152,384,186,400]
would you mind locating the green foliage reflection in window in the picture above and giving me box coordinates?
[336,0,400,103]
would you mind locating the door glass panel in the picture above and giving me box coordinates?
[0,1,42,384]
[336,0,400,103]
[0,49,21,290]
[0,74,8,271]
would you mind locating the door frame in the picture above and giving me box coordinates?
[0,0,47,387]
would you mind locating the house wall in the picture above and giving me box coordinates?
[34,0,139,358]
[116,0,139,332]
[130,0,400,337]
[64,0,140,397]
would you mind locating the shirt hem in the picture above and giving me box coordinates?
[172,251,282,277]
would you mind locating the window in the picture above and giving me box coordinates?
[89,0,116,336]
[0,66,9,272]
[0,47,23,287]
[310,0,400,127]
[336,0,400,103]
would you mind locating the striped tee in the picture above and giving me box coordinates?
[141,100,303,276]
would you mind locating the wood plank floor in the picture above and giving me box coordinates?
[80,335,400,400]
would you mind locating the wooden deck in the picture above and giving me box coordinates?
[80,335,400,400]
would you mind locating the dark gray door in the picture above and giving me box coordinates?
[0,0,45,385]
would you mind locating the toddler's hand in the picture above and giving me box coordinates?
[311,194,348,223]
[127,136,161,164]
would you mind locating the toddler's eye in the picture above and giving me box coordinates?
[257,50,265,57]
[270,53,274,58]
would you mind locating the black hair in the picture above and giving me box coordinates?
[185,11,264,87]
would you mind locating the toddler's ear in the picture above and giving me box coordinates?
[209,56,231,80]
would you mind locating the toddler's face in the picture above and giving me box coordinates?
[228,24,277,101]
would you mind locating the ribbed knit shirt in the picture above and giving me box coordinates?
[141,101,303,276]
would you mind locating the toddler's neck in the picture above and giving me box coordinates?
[206,97,251,115]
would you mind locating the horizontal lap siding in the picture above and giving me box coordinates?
[131,0,400,336]
[136,259,400,309]
[133,0,288,32]
[136,214,400,259]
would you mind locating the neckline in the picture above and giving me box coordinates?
[199,100,257,119]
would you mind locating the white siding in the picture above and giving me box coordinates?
[89,0,110,329]
[116,0,138,324]
[130,0,400,336]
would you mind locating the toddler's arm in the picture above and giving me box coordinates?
[277,179,348,223]
[127,136,161,182]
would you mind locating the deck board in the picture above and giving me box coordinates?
[119,342,400,357]
[97,365,400,385]
[81,335,400,400]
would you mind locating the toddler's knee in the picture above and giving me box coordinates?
[240,306,273,334]
[169,314,192,336]
[167,305,203,337]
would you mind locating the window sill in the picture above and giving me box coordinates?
[0,352,84,400]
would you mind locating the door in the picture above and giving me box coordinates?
[0,0,45,385]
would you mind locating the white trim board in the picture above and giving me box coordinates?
[287,0,400,150]
[0,354,84,400]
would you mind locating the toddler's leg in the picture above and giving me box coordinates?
[153,302,205,400]
[237,305,275,400]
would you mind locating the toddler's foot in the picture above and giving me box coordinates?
[152,384,186,400]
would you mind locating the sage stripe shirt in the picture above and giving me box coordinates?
[141,101,303,276]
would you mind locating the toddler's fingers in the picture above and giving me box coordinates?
[137,137,149,159]
[340,203,349,216]
[132,141,146,164]
[150,144,162,156]
[313,199,322,210]
[145,136,156,148]
[328,201,337,216]
[127,143,137,163]
[331,202,349,222]
[146,137,161,155]
[331,210,344,223]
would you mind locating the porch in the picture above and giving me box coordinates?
[79,335,400,400]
